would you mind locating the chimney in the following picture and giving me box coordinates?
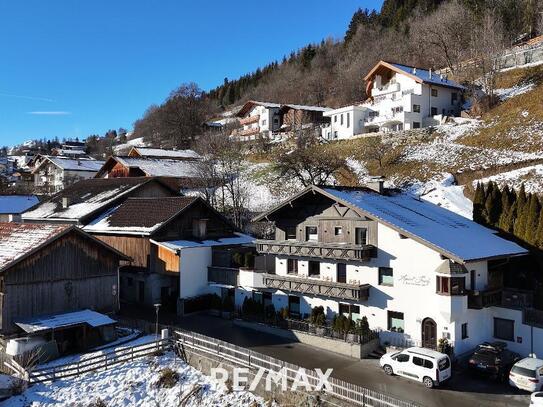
[366,176,385,194]
[429,68,432,78]
[412,67,417,74]
[62,197,70,208]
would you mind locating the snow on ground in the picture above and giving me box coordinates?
[3,336,268,407]
[402,119,543,170]
[495,82,536,101]
[410,174,473,219]
[473,164,543,194]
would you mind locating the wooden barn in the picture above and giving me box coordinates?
[0,223,128,356]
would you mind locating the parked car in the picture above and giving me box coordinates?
[509,357,543,392]
[380,347,452,388]
[468,342,520,381]
[531,392,543,406]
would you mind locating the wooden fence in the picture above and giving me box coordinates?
[26,338,169,384]
[174,329,419,407]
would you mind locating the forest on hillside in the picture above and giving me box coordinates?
[128,0,543,149]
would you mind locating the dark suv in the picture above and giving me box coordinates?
[468,342,521,381]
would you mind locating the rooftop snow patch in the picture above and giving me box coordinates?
[390,62,465,89]
[131,147,201,160]
[0,223,70,270]
[15,309,116,333]
[0,195,39,214]
[154,233,255,251]
[322,188,527,263]
[114,157,199,178]
[35,156,105,172]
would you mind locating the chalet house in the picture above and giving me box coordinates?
[0,195,39,222]
[232,101,332,141]
[322,60,465,140]
[127,146,201,161]
[22,177,181,226]
[94,156,199,180]
[82,196,253,313]
[51,142,88,158]
[0,223,127,355]
[32,156,105,193]
[231,184,543,357]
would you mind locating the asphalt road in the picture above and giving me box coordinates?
[178,315,531,407]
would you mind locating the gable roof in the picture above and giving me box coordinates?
[22,177,179,224]
[32,156,105,173]
[236,100,282,117]
[96,156,199,178]
[279,104,332,113]
[0,223,128,272]
[84,196,199,235]
[254,186,527,264]
[364,60,465,90]
[0,195,39,214]
[129,147,201,160]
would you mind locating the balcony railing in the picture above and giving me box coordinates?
[208,266,239,286]
[262,273,370,301]
[467,288,502,309]
[255,240,375,262]
[239,115,260,126]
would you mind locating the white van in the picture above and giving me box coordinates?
[509,357,543,392]
[380,347,452,388]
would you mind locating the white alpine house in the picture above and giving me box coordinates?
[220,183,543,358]
[322,60,465,140]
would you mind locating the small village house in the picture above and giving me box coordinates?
[82,196,253,314]
[31,156,105,193]
[94,156,199,180]
[127,146,201,161]
[322,60,465,139]
[0,223,128,357]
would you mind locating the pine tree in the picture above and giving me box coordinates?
[514,184,528,237]
[524,193,541,245]
[473,182,486,224]
[485,182,502,227]
[535,211,543,249]
[498,185,513,232]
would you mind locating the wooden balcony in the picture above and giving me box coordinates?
[239,115,260,126]
[262,273,370,301]
[256,240,375,262]
[467,288,503,309]
[208,266,239,286]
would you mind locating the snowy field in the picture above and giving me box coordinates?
[473,164,543,194]
[2,336,267,407]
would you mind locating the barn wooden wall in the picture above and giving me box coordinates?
[2,233,120,334]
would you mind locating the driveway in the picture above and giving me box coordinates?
[177,315,531,407]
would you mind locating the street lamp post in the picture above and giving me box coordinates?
[154,303,161,340]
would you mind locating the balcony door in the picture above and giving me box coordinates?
[355,227,367,245]
[421,318,437,349]
[337,263,347,283]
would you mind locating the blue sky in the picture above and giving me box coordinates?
[0,0,382,147]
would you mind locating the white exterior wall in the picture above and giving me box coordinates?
[179,247,212,298]
[242,105,281,134]
[321,107,368,140]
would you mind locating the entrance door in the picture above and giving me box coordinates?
[421,318,437,349]
[337,263,347,283]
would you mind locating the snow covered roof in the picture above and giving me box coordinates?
[0,195,39,214]
[52,149,87,156]
[153,233,255,251]
[15,309,116,334]
[22,178,176,223]
[237,100,282,117]
[323,187,527,263]
[280,104,332,113]
[33,156,105,172]
[0,223,71,270]
[364,60,465,90]
[84,196,199,235]
[130,147,201,160]
[111,157,199,178]
[255,186,528,263]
